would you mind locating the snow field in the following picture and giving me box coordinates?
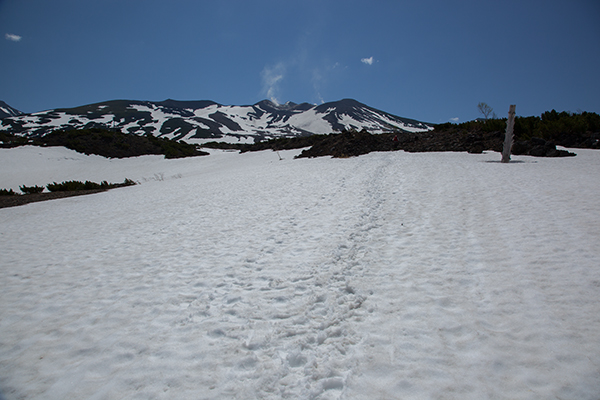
[1,147,600,399]
[346,153,600,399]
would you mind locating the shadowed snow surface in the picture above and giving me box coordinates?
[1,147,599,399]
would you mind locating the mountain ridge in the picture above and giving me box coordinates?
[0,101,23,118]
[0,98,433,143]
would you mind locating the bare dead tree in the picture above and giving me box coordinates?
[502,105,516,163]
[477,102,495,120]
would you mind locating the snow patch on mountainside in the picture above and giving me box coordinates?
[0,107,15,117]
[288,110,333,134]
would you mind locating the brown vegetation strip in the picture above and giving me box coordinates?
[0,189,109,209]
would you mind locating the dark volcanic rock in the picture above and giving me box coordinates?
[293,128,576,159]
[208,120,580,160]
[530,145,547,157]
[511,141,529,155]
[510,137,575,158]
[297,130,393,158]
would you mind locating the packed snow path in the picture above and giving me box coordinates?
[1,147,599,399]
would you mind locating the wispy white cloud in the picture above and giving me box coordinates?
[450,117,459,122]
[361,56,374,65]
[5,33,22,42]
[261,62,286,105]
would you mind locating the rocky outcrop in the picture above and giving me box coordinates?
[511,137,576,158]
[294,129,577,159]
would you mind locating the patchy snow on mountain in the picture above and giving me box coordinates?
[1,146,599,399]
[0,99,434,143]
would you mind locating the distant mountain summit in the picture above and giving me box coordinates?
[0,98,433,143]
[0,101,23,118]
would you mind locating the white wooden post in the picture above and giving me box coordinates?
[502,104,516,163]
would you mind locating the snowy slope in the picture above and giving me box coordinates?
[1,148,600,399]
[0,99,433,144]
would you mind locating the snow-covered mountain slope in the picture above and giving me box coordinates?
[0,101,23,119]
[0,99,433,143]
[1,147,600,399]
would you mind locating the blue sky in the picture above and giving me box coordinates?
[1,0,599,123]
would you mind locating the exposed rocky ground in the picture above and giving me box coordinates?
[204,127,579,159]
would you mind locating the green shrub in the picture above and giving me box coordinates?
[46,179,135,192]
[82,180,105,190]
[0,188,17,196]
[20,185,45,194]
[47,180,87,192]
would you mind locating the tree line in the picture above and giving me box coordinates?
[438,108,600,149]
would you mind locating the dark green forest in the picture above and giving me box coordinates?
[435,110,600,148]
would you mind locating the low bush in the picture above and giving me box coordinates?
[0,188,17,196]
[47,180,88,192]
[46,179,136,192]
[20,185,45,194]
